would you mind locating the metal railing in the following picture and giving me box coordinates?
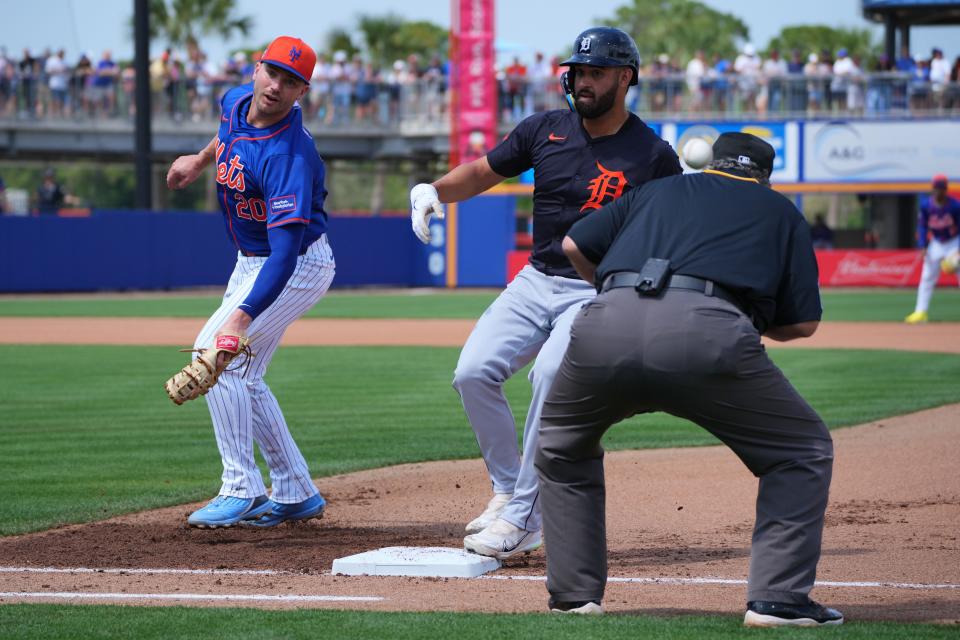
[1,73,958,127]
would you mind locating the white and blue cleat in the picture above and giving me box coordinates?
[241,493,326,528]
[187,495,271,528]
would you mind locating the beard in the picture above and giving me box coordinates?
[574,82,618,119]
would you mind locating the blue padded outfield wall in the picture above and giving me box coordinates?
[456,195,516,287]
[0,196,517,292]
[0,212,235,292]
[0,211,437,292]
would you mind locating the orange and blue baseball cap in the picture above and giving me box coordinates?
[260,36,316,84]
[932,174,948,189]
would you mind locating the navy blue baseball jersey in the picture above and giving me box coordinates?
[487,110,681,278]
[216,83,328,256]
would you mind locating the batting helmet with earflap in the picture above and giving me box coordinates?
[560,27,640,86]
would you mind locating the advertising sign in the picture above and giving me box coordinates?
[507,249,958,288]
[804,120,960,182]
[450,0,497,167]
[673,122,799,183]
[816,249,958,287]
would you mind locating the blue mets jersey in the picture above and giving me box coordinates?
[917,196,960,247]
[215,83,328,256]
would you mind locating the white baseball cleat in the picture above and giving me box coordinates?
[465,493,512,534]
[463,517,542,560]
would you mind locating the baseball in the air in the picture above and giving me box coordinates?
[682,137,713,170]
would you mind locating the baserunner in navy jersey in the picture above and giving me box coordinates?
[409,27,681,560]
[166,36,335,529]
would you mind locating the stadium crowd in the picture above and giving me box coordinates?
[1,43,958,125]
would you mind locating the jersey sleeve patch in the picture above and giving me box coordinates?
[269,195,298,215]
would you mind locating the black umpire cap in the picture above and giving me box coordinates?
[712,132,775,175]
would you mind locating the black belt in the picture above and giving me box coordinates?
[601,272,747,315]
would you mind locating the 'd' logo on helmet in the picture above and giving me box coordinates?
[579,37,591,53]
[580,161,628,212]
[288,46,302,64]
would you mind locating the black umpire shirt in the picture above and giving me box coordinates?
[486,109,681,279]
[567,169,822,331]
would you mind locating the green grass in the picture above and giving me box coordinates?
[1,345,958,536]
[0,288,958,321]
[820,288,960,322]
[0,605,956,640]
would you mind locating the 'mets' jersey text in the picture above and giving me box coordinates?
[486,110,681,278]
[216,83,328,256]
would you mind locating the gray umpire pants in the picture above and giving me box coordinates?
[535,287,834,605]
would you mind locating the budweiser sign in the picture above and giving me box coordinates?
[832,253,919,286]
[819,251,925,286]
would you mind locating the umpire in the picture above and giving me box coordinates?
[535,132,843,627]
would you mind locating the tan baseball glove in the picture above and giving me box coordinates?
[164,334,252,405]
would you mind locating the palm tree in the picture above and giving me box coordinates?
[325,27,359,60]
[146,0,253,51]
[356,13,405,66]
[351,13,447,66]
[605,0,749,61]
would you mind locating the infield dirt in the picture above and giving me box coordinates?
[0,317,957,352]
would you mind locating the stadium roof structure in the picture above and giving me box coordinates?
[862,1,960,59]
[863,1,960,27]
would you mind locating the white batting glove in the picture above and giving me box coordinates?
[410,183,445,244]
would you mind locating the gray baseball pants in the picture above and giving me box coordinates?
[453,265,595,532]
[536,288,834,605]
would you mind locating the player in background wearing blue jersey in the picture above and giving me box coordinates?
[410,27,681,560]
[166,36,335,528]
[905,174,960,323]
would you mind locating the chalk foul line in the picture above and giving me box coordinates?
[1,566,956,590]
[0,591,382,603]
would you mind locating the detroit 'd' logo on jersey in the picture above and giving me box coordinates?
[215,139,246,191]
[580,161,628,212]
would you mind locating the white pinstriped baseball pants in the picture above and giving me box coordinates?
[194,235,335,504]
[913,236,960,313]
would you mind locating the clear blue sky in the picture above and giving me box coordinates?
[1,0,956,63]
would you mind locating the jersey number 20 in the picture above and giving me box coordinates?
[234,193,267,222]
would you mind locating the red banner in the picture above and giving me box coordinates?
[816,250,957,287]
[506,249,959,287]
[450,0,496,168]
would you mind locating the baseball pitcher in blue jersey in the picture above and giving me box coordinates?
[410,27,681,560]
[165,36,335,528]
[905,174,960,324]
